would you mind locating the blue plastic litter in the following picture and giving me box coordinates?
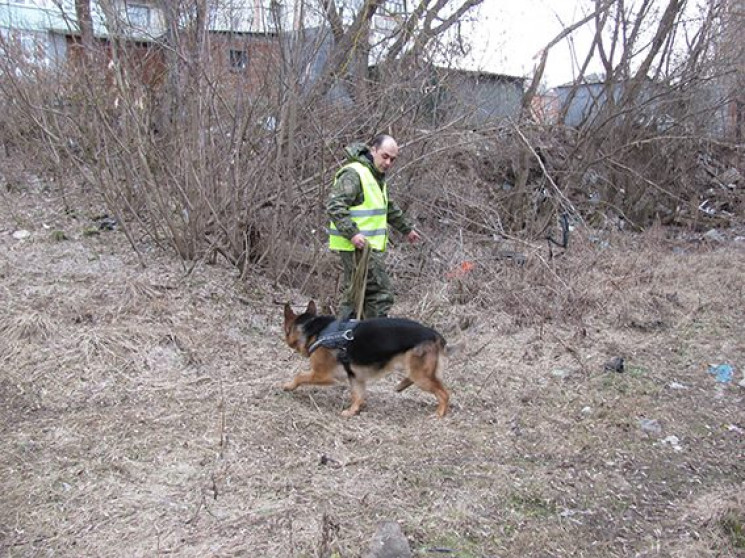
[707,364,734,383]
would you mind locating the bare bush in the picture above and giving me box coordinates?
[523,0,744,231]
[0,0,743,311]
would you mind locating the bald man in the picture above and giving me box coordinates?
[327,135,421,319]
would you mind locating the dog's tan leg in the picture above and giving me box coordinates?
[283,350,339,391]
[341,378,367,417]
[408,344,450,417]
[432,381,450,418]
[411,376,450,417]
[282,371,337,391]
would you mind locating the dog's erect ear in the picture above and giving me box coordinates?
[321,300,335,315]
[283,302,295,325]
[306,300,317,315]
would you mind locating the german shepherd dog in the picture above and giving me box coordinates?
[282,301,450,417]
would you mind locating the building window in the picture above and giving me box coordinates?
[1,29,48,66]
[374,0,406,35]
[126,3,151,29]
[229,49,248,71]
[386,0,406,15]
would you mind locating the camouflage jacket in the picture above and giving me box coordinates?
[326,143,414,240]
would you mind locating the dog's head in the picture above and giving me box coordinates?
[283,300,316,354]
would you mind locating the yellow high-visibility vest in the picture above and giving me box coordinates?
[328,161,389,252]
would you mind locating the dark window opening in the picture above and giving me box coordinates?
[230,49,248,71]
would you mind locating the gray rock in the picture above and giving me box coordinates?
[365,521,412,558]
[603,357,624,373]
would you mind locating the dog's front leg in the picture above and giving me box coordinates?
[282,371,313,391]
[282,370,337,391]
[283,349,341,391]
[341,378,367,417]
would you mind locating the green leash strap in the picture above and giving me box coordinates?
[351,243,371,320]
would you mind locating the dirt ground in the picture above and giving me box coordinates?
[1,185,744,558]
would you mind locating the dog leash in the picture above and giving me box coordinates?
[351,243,371,320]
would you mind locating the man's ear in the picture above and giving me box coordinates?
[306,300,317,315]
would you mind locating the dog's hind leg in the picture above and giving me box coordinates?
[408,343,450,417]
[409,374,449,417]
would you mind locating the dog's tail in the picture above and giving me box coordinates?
[434,337,448,381]
[395,377,414,392]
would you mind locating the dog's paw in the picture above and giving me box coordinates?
[281,382,296,391]
[340,408,358,417]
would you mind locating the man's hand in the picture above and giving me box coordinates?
[406,230,421,244]
[351,233,367,250]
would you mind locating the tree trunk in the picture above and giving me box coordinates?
[74,0,94,57]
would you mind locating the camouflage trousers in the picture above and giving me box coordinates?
[337,249,394,319]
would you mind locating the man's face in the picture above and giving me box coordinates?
[370,139,399,174]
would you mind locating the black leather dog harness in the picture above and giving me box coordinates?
[307,320,360,377]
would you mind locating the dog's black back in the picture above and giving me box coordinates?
[296,312,444,367]
[349,318,444,366]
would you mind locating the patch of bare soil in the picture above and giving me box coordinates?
[1,186,744,557]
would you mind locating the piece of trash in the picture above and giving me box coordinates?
[551,368,572,379]
[95,215,118,231]
[726,424,743,435]
[12,230,31,240]
[560,508,593,518]
[707,364,734,383]
[717,167,742,186]
[445,261,475,280]
[667,381,688,390]
[660,435,682,452]
[580,406,592,415]
[319,454,341,467]
[559,507,593,525]
[639,418,662,436]
[703,228,726,242]
[604,356,624,373]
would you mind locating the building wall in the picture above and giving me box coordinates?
[427,69,524,127]
[554,79,675,130]
[1,0,165,72]
[204,32,281,96]
[447,73,524,126]
[0,0,69,66]
[554,82,622,128]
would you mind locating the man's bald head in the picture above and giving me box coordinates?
[369,134,398,174]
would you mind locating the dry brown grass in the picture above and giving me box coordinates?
[1,184,744,558]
